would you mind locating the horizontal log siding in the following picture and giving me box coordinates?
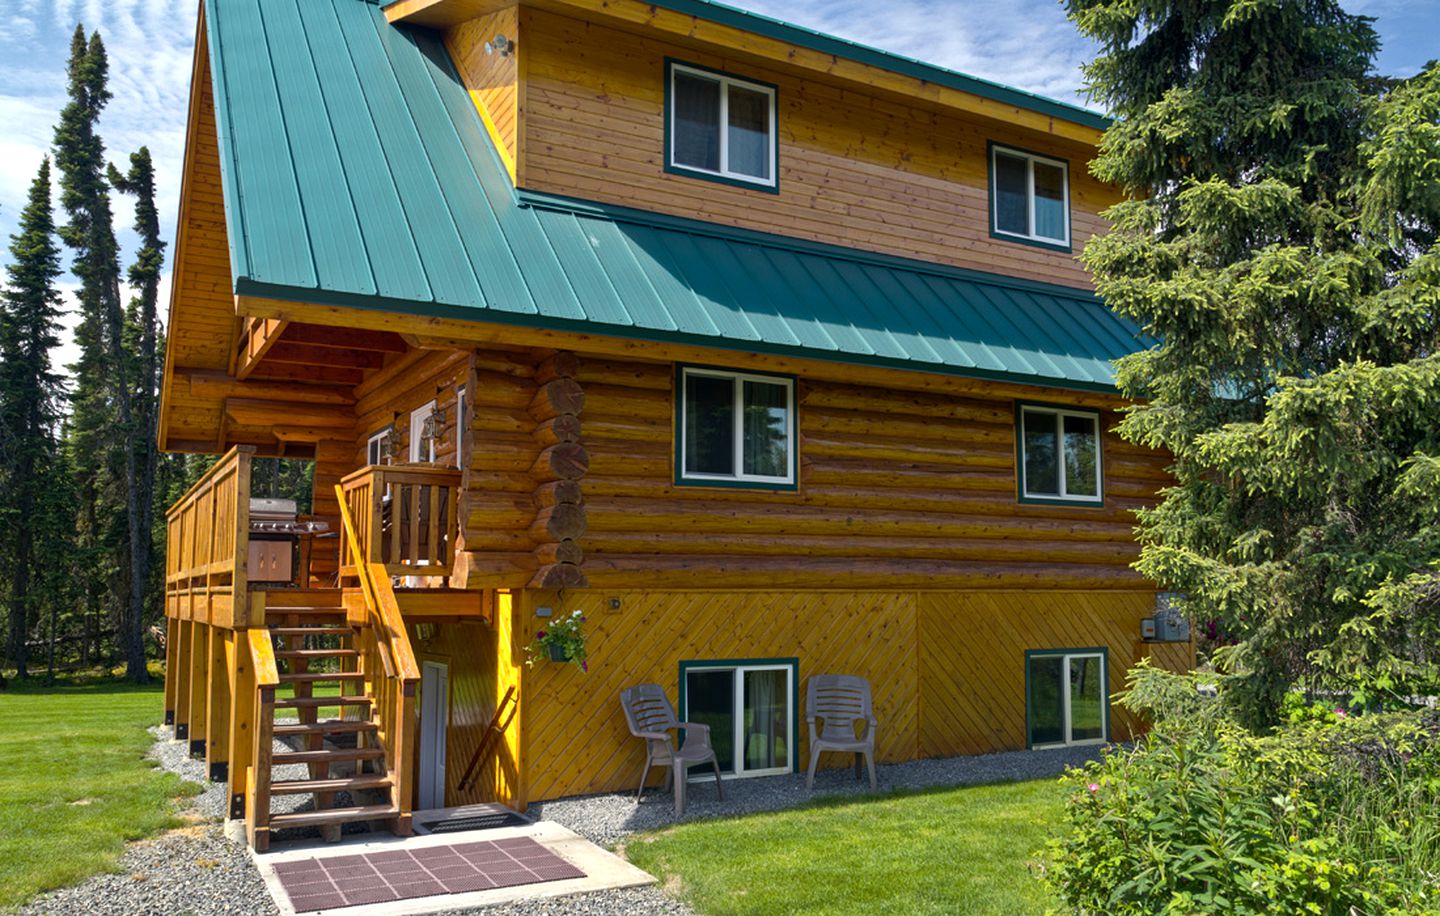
[574,354,1165,590]
[520,8,1120,291]
[515,588,1192,802]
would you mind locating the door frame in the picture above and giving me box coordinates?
[678,657,799,779]
[1024,647,1109,750]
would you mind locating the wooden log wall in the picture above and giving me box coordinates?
[513,588,1194,802]
[351,348,472,472]
[569,354,1167,590]
[517,7,1121,291]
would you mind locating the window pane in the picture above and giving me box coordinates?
[726,84,770,179]
[1033,161,1066,241]
[1028,656,1065,746]
[994,153,1029,235]
[741,380,788,478]
[673,71,721,172]
[1070,656,1104,741]
[685,669,735,775]
[1023,410,1060,496]
[685,374,736,475]
[1063,414,1099,497]
[742,668,787,771]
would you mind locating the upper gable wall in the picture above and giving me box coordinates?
[509,7,1119,291]
[445,6,520,179]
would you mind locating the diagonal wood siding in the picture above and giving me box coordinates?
[505,588,1192,803]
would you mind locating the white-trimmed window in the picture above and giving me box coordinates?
[366,427,392,466]
[455,386,468,470]
[409,400,438,463]
[1027,649,1107,749]
[678,366,795,487]
[990,144,1070,248]
[667,61,778,189]
[1018,404,1101,503]
[681,660,795,779]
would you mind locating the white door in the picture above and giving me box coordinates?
[418,661,449,810]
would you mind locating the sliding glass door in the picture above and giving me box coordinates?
[681,660,796,778]
[1027,649,1108,749]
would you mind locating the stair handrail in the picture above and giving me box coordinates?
[335,485,419,833]
[244,627,279,848]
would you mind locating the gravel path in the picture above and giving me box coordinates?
[17,729,1096,915]
[530,744,1102,847]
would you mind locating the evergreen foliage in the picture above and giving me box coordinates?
[1067,0,1440,716]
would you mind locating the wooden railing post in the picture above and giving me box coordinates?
[244,627,279,852]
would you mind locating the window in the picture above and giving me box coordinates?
[677,366,795,487]
[667,61,778,190]
[366,427,392,466]
[410,400,438,463]
[990,144,1070,248]
[1017,404,1102,503]
[1026,649,1108,749]
[680,659,797,779]
[455,386,468,470]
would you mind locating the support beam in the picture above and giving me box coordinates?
[235,317,289,381]
[174,620,193,741]
[179,367,356,406]
[205,625,231,782]
[163,617,180,726]
[188,622,209,757]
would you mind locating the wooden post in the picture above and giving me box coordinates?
[163,617,180,726]
[393,681,417,837]
[247,685,274,852]
[174,619,192,741]
[226,628,255,821]
[205,625,231,782]
[188,621,209,757]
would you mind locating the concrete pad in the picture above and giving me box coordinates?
[253,820,654,915]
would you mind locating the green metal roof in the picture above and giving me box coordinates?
[205,0,1144,393]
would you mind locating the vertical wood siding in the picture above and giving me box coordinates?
[518,8,1121,291]
[444,7,520,178]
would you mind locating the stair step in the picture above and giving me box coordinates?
[279,672,366,683]
[273,747,385,765]
[268,804,399,830]
[274,720,377,737]
[270,626,351,637]
[276,648,359,659]
[270,774,393,796]
[275,696,372,709]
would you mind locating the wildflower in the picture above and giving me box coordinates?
[1335,708,1348,718]
[1088,783,1100,793]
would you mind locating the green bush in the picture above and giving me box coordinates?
[1044,662,1440,914]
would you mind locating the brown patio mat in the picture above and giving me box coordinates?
[273,837,586,912]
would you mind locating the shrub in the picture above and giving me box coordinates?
[1044,662,1440,914]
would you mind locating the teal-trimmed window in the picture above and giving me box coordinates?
[1016,403,1102,504]
[679,658,798,778]
[1026,648,1108,749]
[990,143,1070,250]
[666,60,778,191]
[677,366,796,488]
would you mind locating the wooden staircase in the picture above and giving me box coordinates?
[246,590,413,851]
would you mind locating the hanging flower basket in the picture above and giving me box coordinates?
[527,611,588,672]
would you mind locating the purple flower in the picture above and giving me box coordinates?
[581,661,589,673]
[1335,708,1348,718]
[536,630,547,640]
[1088,783,1100,793]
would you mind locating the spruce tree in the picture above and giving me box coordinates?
[53,26,149,682]
[0,159,65,681]
[1067,0,1440,718]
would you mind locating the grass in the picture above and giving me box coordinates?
[0,671,197,909]
[625,778,1063,916]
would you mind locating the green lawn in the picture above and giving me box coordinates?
[0,675,197,908]
[625,779,1062,915]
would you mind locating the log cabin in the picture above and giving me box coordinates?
[160,0,1193,850]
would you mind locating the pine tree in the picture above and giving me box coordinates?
[0,159,65,681]
[53,26,150,681]
[1067,0,1440,719]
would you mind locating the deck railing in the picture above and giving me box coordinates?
[336,485,420,836]
[338,465,461,583]
[164,446,255,628]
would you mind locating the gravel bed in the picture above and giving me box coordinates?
[19,729,1094,915]
[531,744,1103,847]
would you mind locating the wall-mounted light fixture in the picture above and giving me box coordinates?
[484,33,514,57]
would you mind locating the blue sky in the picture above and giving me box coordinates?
[1,0,1435,368]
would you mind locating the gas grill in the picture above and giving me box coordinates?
[248,498,330,585]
